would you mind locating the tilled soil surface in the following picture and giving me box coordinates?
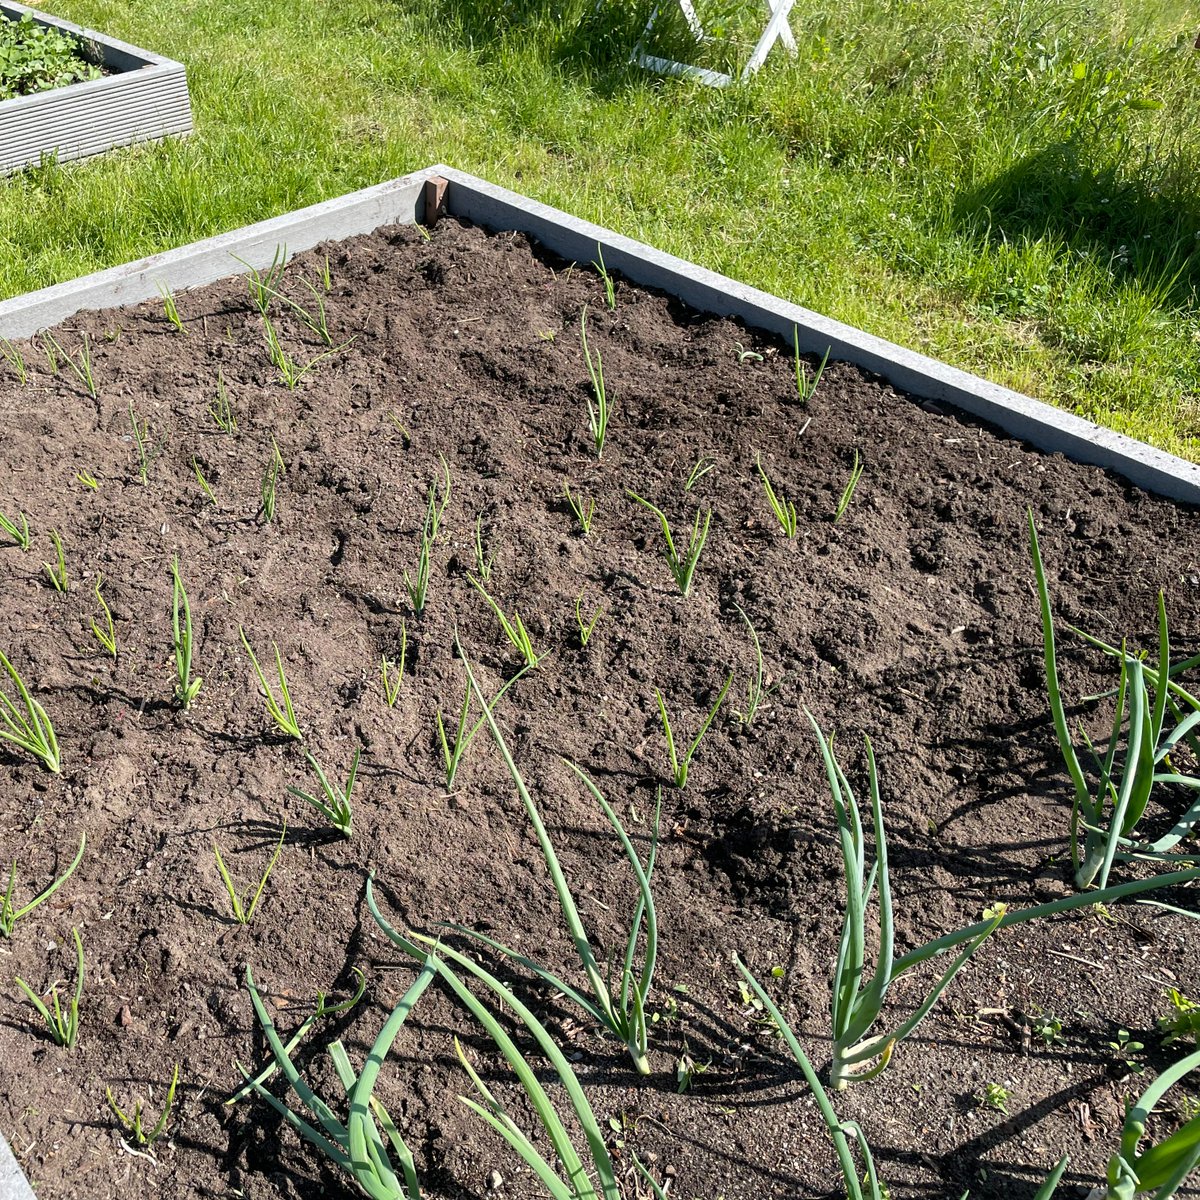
[0,218,1198,1200]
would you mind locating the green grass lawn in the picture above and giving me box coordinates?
[4,0,1200,457]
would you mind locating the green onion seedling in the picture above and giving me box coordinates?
[193,456,217,507]
[575,593,602,648]
[171,558,202,709]
[436,660,530,792]
[389,411,412,448]
[580,306,611,458]
[15,927,83,1047]
[0,647,61,772]
[563,484,595,536]
[43,332,96,399]
[0,832,85,937]
[0,338,28,384]
[404,539,432,616]
[76,471,99,491]
[473,515,495,581]
[91,575,117,659]
[42,528,67,593]
[236,959,430,1200]
[128,401,151,484]
[731,603,775,725]
[262,312,352,390]
[735,957,887,1199]
[368,895,623,1200]
[1031,1157,1071,1200]
[794,330,830,403]
[468,575,540,668]
[404,457,451,615]
[735,343,764,363]
[627,490,712,596]
[685,455,715,491]
[443,643,661,1075]
[756,455,798,537]
[656,673,732,788]
[209,370,237,433]
[381,621,408,708]
[232,245,287,317]
[261,275,341,347]
[107,1063,180,1152]
[239,627,302,740]
[288,748,360,838]
[593,244,617,310]
[834,452,864,522]
[213,820,286,924]
[319,255,333,293]
[0,509,30,550]
[40,335,59,375]
[157,282,185,334]
[260,437,285,523]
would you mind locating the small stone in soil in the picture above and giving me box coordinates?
[486,1169,504,1191]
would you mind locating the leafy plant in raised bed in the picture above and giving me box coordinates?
[213,821,286,925]
[656,673,732,789]
[1160,989,1200,1047]
[239,628,302,740]
[1029,511,1200,890]
[236,959,434,1200]
[793,332,830,404]
[381,621,408,708]
[580,307,611,457]
[627,490,713,595]
[446,644,660,1075]
[756,456,798,537]
[436,661,530,792]
[107,1063,180,1151]
[288,748,360,838]
[90,575,118,658]
[404,457,451,616]
[42,528,67,592]
[15,927,84,1047]
[468,575,541,668]
[0,12,100,100]
[171,558,202,709]
[0,833,85,937]
[0,647,61,773]
[0,508,30,550]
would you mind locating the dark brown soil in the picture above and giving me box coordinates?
[0,218,1198,1200]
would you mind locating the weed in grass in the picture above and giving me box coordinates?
[288,748,360,838]
[1159,989,1200,1047]
[236,959,430,1200]
[107,1063,180,1152]
[128,401,151,484]
[436,660,530,792]
[580,306,610,458]
[239,628,302,740]
[0,509,30,550]
[834,452,864,522]
[756,455,798,537]
[381,621,408,708]
[260,437,285,522]
[794,332,830,404]
[90,575,117,659]
[563,484,595,536]
[731,603,774,725]
[193,456,217,506]
[0,647,61,772]
[684,455,715,491]
[233,245,287,318]
[593,244,617,310]
[0,338,27,384]
[735,958,887,1199]
[209,371,237,433]
[627,490,712,595]
[468,576,540,668]
[575,593,602,648]
[76,470,98,491]
[171,558,202,709]
[42,528,67,593]
[43,332,96,399]
[213,820,286,925]
[656,673,731,789]
[158,282,185,333]
[15,927,83,1047]
[0,832,85,937]
[977,1082,1010,1114]
[473,515,494,581]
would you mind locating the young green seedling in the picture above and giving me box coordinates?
[236,958,431,1200]
[157,282,185,333]
[239,628,302,740]
[834,452,864,522]
[580,306,611,457]
[436,661,530,792]
[288,748,360,838]
[91,575,117,658]
[171,558,202,709]
[685,455,715,491]
[192,457,217,507]
[473,515,495,581]
[0,832,86,937]
[76,471,98,491]
[42,528,67,592]
[213,820,286,925]
[209,371,237,433]
[43,332,96,399]
[626,490,712,596]
[0,509,30,550]
[381,621,408,708]
[0,647,61,772]
[731,603,775,725]
[593,244,617,310]
[260,437,285,522]
[128,401,151,484]
[40,335,59,375]
[563,484,595,536]
[232,245,287,317]
[756,456,798,537]
[0,338,28,384]
[262,276,340,347]
[468,575,540,668]
[403,457,451,615]
[16,927,83,1047]
[656,673,732,788]
[575,593,602,648]
[107,1063,180,1151]
[794,331,830,403]
[262,313,351,390]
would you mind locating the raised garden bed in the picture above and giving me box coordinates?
[0,168,1198,1200]
[0,0,191,175]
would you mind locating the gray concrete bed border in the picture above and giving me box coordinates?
[0,162,1197,504]
[0,0,192,175]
